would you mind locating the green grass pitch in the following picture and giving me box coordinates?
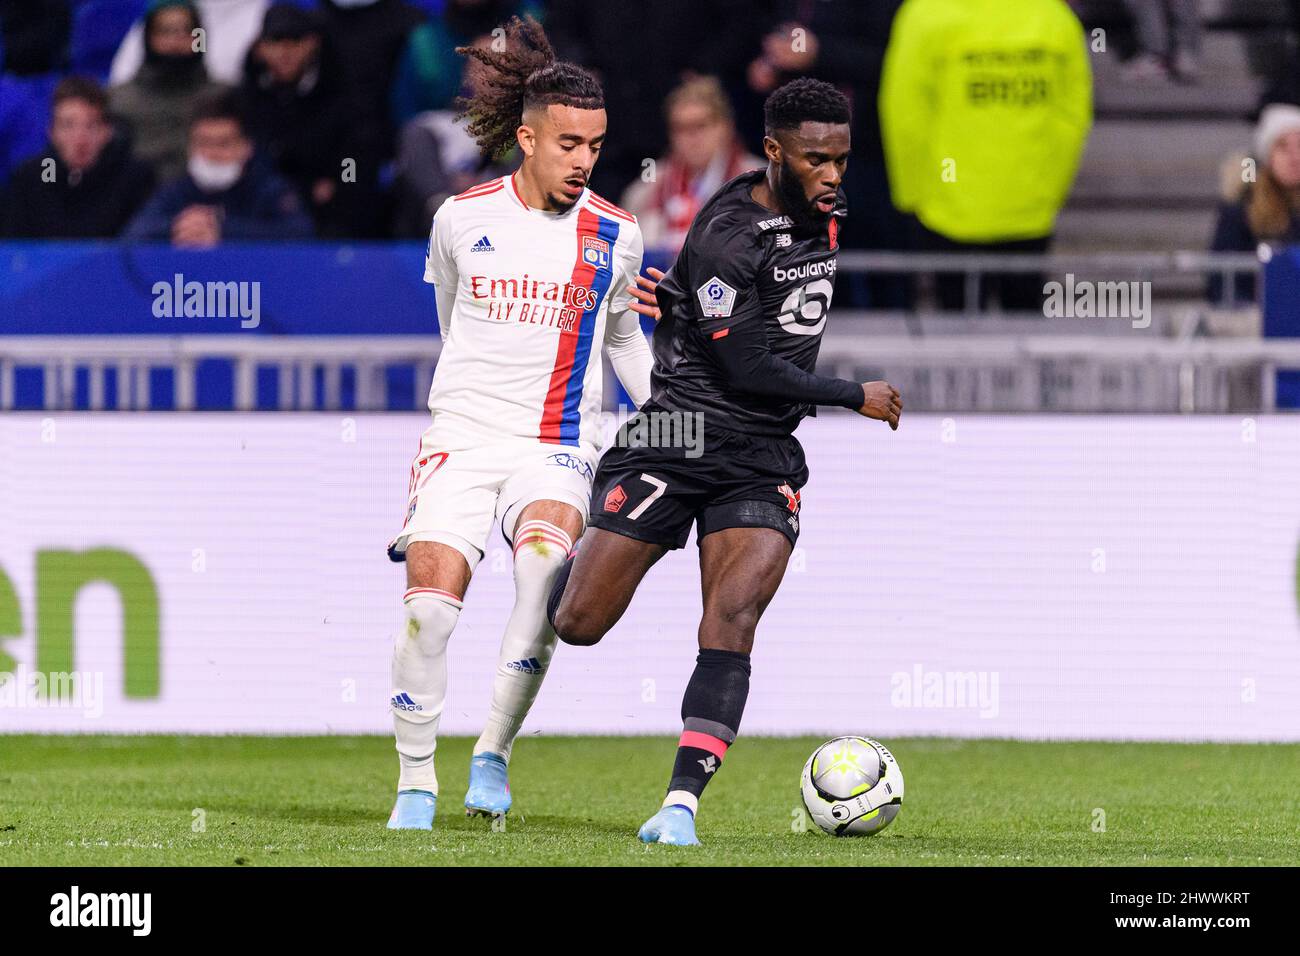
[1,735,1296,866]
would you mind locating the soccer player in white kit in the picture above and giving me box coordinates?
[384,17,654,829]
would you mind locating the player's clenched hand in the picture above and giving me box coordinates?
[628,267,666,321]
[857,381,901,430]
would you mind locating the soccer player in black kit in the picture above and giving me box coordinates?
[547,78,901,845]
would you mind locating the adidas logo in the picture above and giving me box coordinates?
[470,235,495,252]
[391,691,422,712]
[506,657,545,674]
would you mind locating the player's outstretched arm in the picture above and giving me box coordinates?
[709,316,901,429]
[604,300,653,407]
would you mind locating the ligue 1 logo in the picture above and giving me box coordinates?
[696,275,736,317]
[582,236,610,269]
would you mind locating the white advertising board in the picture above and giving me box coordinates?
[1,413,1297,740]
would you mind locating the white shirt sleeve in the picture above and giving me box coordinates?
[604,227,652,408]
[425,199,458,336]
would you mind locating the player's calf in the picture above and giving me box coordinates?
[550,569,609,646]
[547,527,666,645]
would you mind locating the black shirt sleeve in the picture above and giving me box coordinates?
[672,213,862,409]
[666,211,763,333]
[707,312,864,409]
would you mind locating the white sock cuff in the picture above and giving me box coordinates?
[403,587,464,610]
[663,790,699,816]
[512,520,573,558]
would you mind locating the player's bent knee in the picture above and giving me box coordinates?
[552,602,607,647]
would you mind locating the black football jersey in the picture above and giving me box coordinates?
[650,168,845,437]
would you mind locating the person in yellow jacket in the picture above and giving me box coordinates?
[879,0,1092,311]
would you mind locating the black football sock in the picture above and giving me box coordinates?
[663,648,751,815]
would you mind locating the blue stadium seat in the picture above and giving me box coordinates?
[0,74,59,184]
[70,0,149,81]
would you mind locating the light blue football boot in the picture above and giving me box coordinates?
[464,752,512,817]
[637,805,700,846]
[387,789,436,830]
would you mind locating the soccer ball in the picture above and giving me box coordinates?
[800,736,904,836]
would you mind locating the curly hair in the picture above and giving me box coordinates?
[763,77,851,136]
[455,15,604,161]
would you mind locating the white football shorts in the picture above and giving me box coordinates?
[387,429,598,570]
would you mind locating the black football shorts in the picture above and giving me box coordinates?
[587,402,809,549]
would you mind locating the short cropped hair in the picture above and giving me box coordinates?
[52,76,109,119]
[764,77,851,136]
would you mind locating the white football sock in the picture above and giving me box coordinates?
[663,790,699,816]
[392,587,462,794]
[474,519,573,761]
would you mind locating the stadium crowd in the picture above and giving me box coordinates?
[0,0,1299,307]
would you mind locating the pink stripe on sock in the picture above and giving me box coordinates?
[679,730,729,759]
[515,521,572,544]
[404,587,462,606]
[513,530,573,555]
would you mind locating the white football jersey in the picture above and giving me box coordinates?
[423,173,644,449]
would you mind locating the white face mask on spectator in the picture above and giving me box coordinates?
[189,155,244,192]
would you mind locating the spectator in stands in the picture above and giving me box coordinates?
[0,0,71,185]
[1209,104,1300,304]
[110,1,225,184]
[745,0,908,306]
[0,0,70,74]
[1121,0,1202,83]
[391,33,516,239]
[1,77,155,238]
[110,0,269,87]
[125,87,312,245]
[242,4,358,237]
[620,76,761,256]
[879,0,1092,312]
[315,0,444,236]
[1259,1,1300,109]
[391,0,537,122]
[547,0,760,199]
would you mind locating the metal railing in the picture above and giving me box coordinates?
[6,329,1300,413]
[818,329,1300,412]
[0,250,1290,413]
[0,336,441,411]
[834,250,1264,312]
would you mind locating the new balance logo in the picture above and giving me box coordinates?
[470,235,495,252]
[698,755,718,774]
[391,691,422,712]
[506,657,545,674]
